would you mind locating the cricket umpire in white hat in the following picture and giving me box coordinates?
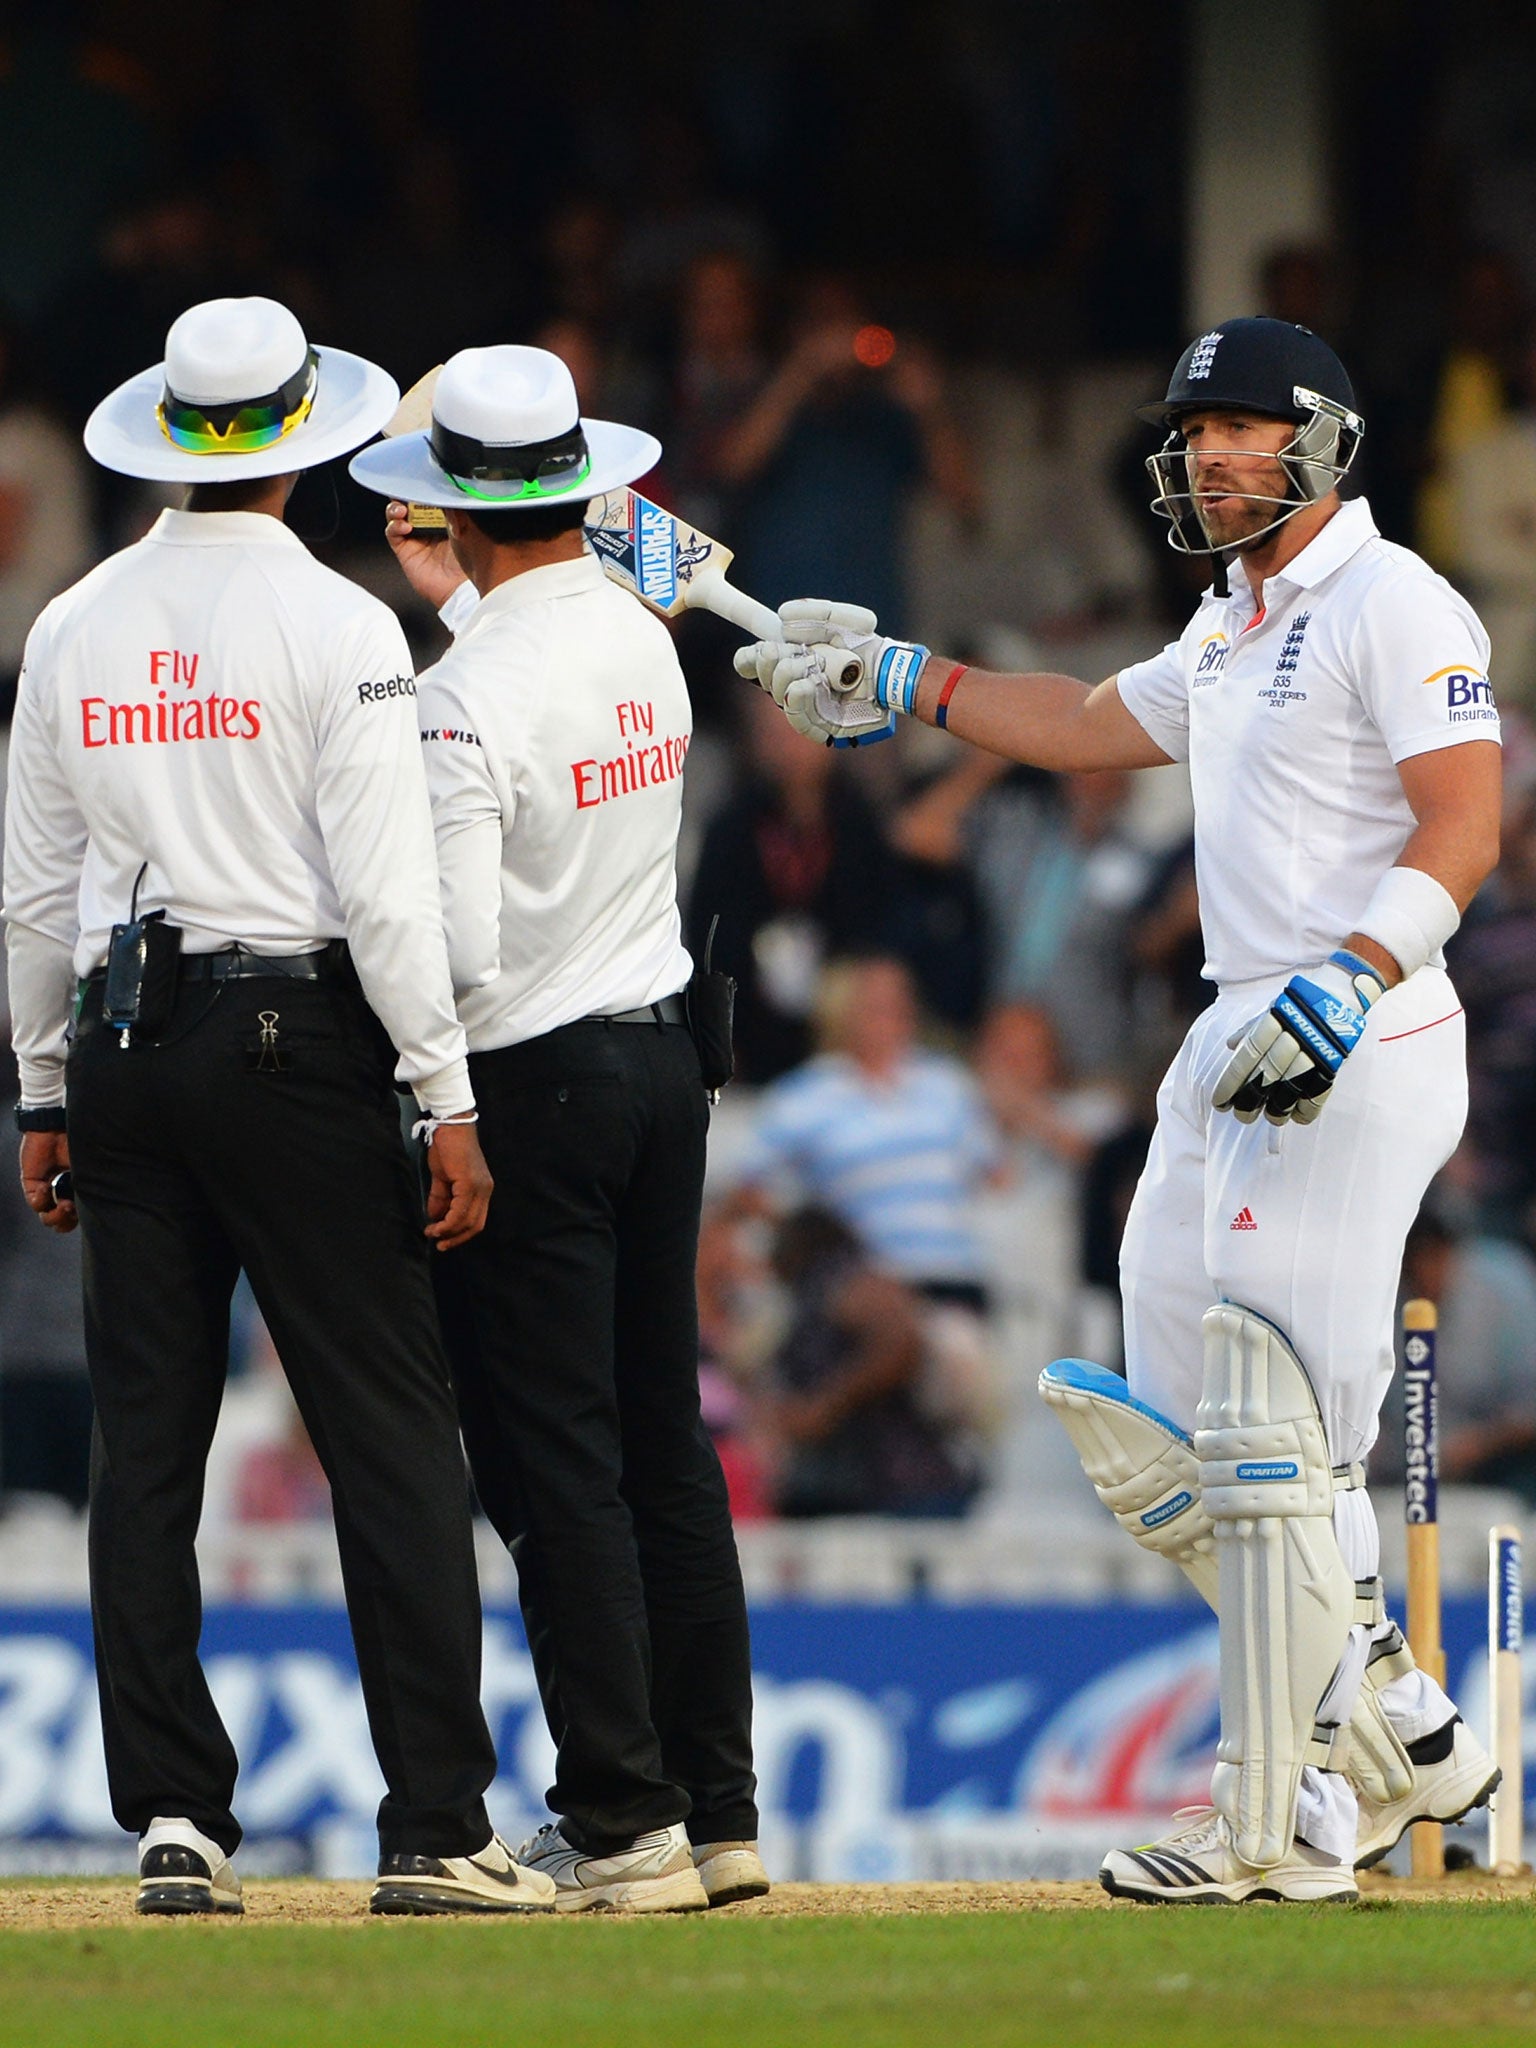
[351,345,764,1913]
[2,298,555,1917]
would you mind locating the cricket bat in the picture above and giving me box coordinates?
[382,367,855,677]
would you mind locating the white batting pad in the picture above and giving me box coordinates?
[1195,1303,1356,1868]
[1039,1358,1414,1810]
[1038,1360,1218,1600]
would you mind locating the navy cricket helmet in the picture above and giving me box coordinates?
[1140,316,1365,556]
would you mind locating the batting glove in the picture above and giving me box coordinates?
[779,599,929,713]
[732,599,926,747]
[732,599,884,701]
[1213,949,1388,1127]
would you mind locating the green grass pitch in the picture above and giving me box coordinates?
[5,1899,1536,2048]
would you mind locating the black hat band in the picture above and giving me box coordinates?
[429,417,590,500]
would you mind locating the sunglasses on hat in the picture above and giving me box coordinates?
[429,418,591,501]
[157,349,320,454]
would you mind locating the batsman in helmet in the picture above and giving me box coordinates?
[739,316,1503,1903]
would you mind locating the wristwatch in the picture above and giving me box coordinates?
[14,1104,67,1132]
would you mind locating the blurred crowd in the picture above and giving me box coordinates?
[2,5,1536,1532]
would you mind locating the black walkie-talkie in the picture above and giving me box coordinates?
[103,864,183,1050]
[685,913,737,1103]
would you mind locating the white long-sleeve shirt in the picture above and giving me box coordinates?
[420,552,693,1050]
[2,507,471,1113]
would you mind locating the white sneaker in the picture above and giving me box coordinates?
[515,1820,709,1914]
[1355,1715,1501,1869]
[1100,1807,1357,1905]
[369,1832,556,1915]
[693,1839,770,1906]
[137,1817,243,1916]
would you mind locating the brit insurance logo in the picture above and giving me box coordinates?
[1423,665,1497,725]
[1192,632,1228,687]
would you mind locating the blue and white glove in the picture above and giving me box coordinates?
[1213,949,1388,1127]
[733,599,927,748]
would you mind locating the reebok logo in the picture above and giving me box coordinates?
[357,673,416,705]
[1230,1207,1256,1231]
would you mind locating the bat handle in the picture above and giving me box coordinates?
[692,573,779,641]
[697,575,864,693]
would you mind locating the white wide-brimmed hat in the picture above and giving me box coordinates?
[347,345,660,510]
[84,296,400,482]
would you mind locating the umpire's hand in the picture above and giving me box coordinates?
[19,1132,76,1234]
[424,1123,493,1250]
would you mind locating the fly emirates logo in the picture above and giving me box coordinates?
[80,648,262,749]
[571,698,688,811]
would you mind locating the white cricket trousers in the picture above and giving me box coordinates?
[1121,964,1466,1463]
[1119,965,1467,1858]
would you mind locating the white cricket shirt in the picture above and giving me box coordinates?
[1116,498,1499,987]
[2,508,471,1112]
[420,552,693,1051]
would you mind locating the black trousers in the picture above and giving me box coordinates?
[434,1017,758,1854]
[67,973,497,1860]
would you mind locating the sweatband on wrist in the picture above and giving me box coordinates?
[873,643,929,715]
[13,1103,66,1132]
[1351,865,1461,980]
[934,663,968,730]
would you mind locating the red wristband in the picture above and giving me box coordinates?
[934,662,968,730]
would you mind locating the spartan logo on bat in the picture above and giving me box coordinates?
[674,532,714,583]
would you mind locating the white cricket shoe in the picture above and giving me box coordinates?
[137,1817,243,1916]
[693,1839,771,1906]
[1354,1714,1500,1869]
[1100,1807,1357,1905]
[369,1831,556,1915]
[515,1820,709,1913]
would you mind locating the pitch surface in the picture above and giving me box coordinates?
[1,1876,1533,2046]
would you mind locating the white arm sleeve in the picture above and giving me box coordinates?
[1115,634,1191,762]
[418,670,504,999]
[1353,567,1500,762]
[5,923,75,1105]
[2,624,88,1103]
[313,606,472,1117]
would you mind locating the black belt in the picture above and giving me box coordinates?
[83,942,348,991]
[582,993,688,1027]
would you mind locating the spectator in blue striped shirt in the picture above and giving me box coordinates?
[734,955,999,1309]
